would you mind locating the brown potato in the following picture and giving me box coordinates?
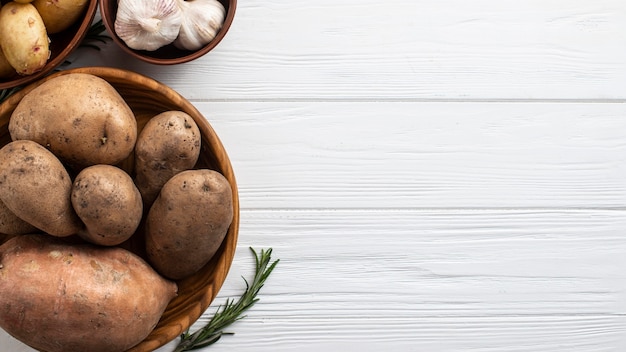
[71,164,143,246]
[0,47,16,79]
[0,234,177,352]
[145,169,233,280]
[134,110,201,207]
[0,140,82,237]
[0,199,37,235]
[0,2,49,75]
[33,0,89,34]
[9,73,137,168]
[0,233,16,246]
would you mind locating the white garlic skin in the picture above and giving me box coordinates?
[174,0,226,51]
[115,0,183,51]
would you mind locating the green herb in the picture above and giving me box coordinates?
[0,86,21,104]
[174,247,279,352]
[79,20,111,50]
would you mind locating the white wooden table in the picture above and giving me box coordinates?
[3,1,626,351]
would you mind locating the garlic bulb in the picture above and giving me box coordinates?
[115,0,183,51]
[174,0,225,51]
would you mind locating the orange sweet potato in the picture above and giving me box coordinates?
[0,234,177,352]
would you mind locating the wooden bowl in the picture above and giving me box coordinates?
[0,0,98,89]
[99,0,236,65]
[0,67,240,352]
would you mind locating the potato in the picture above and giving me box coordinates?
[0,140,82,237]
[33,0,89,34]
[0,199,37,235]
[0,47,16,79]
[145,169,233,280]
[9,73,137,168]
[134,110,201,206]
[0,2,49,75]
[0,233,16,246]
[0,234,177,352]
[71,164,143,246]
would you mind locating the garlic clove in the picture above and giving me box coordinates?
[115,0,183,51]
[174,0,225,51]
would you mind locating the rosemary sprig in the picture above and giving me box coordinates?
[79,19,111,50]
[174,247,279,352]
[0,86,21,104]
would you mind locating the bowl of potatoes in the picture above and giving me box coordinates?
[0,66,239,352]
[0,0,98,89]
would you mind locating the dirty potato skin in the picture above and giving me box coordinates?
[134,110,201,207]
[0,234,178,352]
[0,199,37,235]
[72,165,143,246]
[9,73,137,168]
[146,169,233,280]
[0,2,50,75]
[0,233,16,246]
[0,140,82,237]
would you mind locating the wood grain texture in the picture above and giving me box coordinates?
[150,101,626,351]
[3,1,626,351]
[73,0,626,100]
[192,101,626,209]
[159,208,626,352]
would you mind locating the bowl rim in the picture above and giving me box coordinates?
[0,0,99,90]
[99,0,237,65]
[0,66,240,352]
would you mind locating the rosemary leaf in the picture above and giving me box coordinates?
[0,86,21,104]
[79,20,111,50]
[174,247,279,352]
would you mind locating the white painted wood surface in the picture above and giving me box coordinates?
[3,0,626,351]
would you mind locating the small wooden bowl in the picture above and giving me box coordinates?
[99,0,236,65]
[0,67,240,352]
[0,0,98,90]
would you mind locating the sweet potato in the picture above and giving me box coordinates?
[0,234,177,352]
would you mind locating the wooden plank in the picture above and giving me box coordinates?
[172,208,626,352]
[193,101,626,209]
[73,0,626,101]
[3,209,623,352]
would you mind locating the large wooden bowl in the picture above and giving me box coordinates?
[0,0,98,89]
[0,67,240,352]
